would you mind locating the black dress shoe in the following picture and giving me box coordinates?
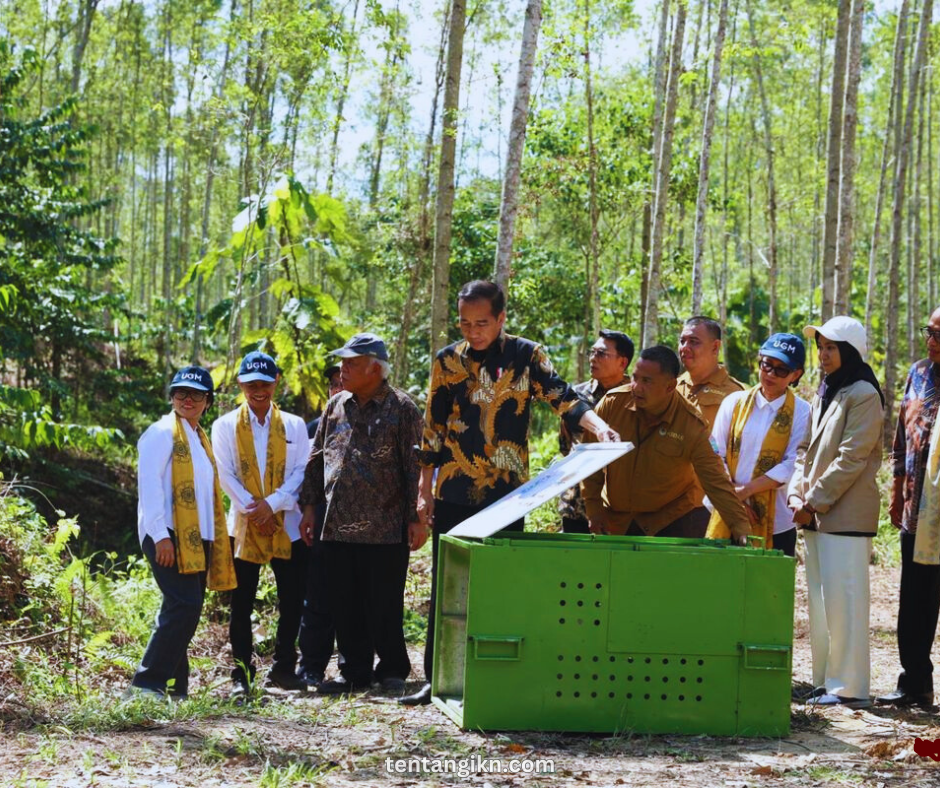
[299,670,325,689]
[317,676,367,695]
[399,683,432,706]
[875,689,935,709]
[266,671,307,691]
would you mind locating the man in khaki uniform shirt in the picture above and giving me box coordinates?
[582,346,751,543]
[676,316,745,427]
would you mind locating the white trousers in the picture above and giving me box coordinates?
[803,531,871,699]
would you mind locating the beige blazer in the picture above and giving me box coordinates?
[787,379,883,535]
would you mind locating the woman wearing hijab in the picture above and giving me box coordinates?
[706,333,811,557]
[126,366,236,699]
[787,316,885,708]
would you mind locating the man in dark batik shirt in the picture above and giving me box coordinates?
[876,306,940,711]
[557,329,634,533]
[399,280,620,706]
[299,333,428,696]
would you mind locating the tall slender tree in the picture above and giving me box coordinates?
[692,0,730,313]
[644,0,686,346]
[821,0,852,321]
[493,0,542,291]
[430,0,467,354]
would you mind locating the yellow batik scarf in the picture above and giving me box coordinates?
[913,417,940,565]
[706,386,795,549]
[170,415,237,591]
[232,402,291,564]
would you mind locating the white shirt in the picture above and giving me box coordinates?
[137,413,217,545]
[211,405,309,542]
[707,388,811,534]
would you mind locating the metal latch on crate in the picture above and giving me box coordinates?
[470,635,524,661]
[740,643,791,671]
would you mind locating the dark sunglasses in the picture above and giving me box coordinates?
[758,358,793,378]
[921,326,940,343]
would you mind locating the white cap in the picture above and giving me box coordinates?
[803,316,867,359]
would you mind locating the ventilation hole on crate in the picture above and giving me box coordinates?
[662,658,669,665]
[644,676,651,683]
[557,674,563,680]
[577,583,584,589]
[558,655,564,661]
[608,692,615,699]
[577,600,584,607]
[697,677,703,684]
[593,620,600,626]
[662,677,669,684]
[696,695,703,702]
[609,675,616,682]
[574,691,580,698]
[591,692,597,698]
[559,600,566,606]
[609,656,616,663]
[596,583,602,589]
[698,659,704,666]
[592,656,599,662]
[560,582,567,588]
[661,694,667,701]
[645,658,652,664]
[556,691,562,697]
[644,694,650,700]
[559,618,565,625]
[626,693,633,699]
[575,655,582,662]
[574,673,580,680]
[627,657,634,664]
[595,601,602,608]
[627,675,633,681]
[592,674,598,681]
[680,677,686,683]
[680,658,687,665]
[678,695,685,701]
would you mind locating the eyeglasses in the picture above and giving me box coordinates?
[172,389,208,403]
[589,348,619,360]
[758,358,793,378]
[921,327,940,343]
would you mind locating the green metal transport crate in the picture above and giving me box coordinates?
[432,531,795,736]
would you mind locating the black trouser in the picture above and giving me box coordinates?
[627,506,710,539]
[422,500,525,684]
[298,507,338,677]
[323,540,411,685]
[133,534,207,697]
[896,530,940,696]
[774,527,797,558]
[562,516,590,534]
[229,538,307,684]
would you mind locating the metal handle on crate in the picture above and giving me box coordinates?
[741,643,791,671]
[470,635,523,661]
[745,535,767,549]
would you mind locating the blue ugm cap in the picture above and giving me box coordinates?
[238,351,279,383]
[330,332,389,362]
[170,366,214,393]
[760,333,805,371]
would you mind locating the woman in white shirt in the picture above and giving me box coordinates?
[706,333,811,557]
[127,366,235,699]
[787,316,884,708]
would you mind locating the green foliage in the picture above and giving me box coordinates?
[191,175,353,410]
[0,43,121,401]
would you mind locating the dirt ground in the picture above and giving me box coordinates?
[2,559,939,787]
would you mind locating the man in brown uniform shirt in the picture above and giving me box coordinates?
[581,345,751,543]
[676,316,745,426]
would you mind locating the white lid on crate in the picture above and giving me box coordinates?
[447,441,635,539]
